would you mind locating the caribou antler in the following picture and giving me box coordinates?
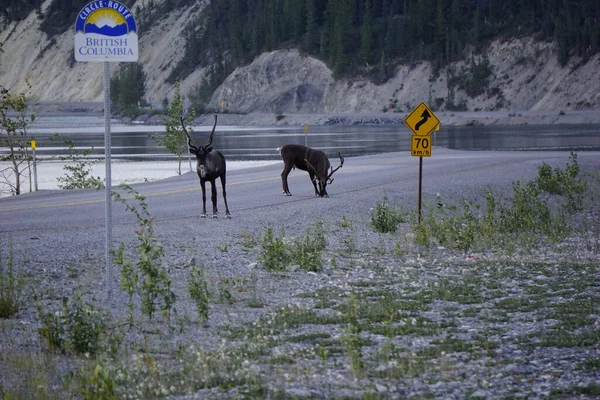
[304,158,318,175]
[180,115,198,152]
[204,114,218,149]
[326,152,344,183]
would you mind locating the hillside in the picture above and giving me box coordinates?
[1,0,599,117]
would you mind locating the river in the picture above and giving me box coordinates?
[8,116,600,161]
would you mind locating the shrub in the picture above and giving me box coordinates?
[534,152,586,211]
[371,197,409,234]
[72,358,119,400]
[410,154,587,253]
[37,295,107,356]
[53,136,104,190]
[259,226,290,272]
[259,219,325,272]
[188,265,210,322]
[112,184,176,321]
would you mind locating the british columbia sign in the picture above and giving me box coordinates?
[74,0,138,62]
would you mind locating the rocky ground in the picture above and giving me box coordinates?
[1,150,599,399]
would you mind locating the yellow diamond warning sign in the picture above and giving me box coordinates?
[405,102,440,136]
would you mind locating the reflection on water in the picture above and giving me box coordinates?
[440,125,600,152]
[5,116,600,161]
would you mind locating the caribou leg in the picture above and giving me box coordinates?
[308,172,319,197]
[220,174,231,218]
[200,179,208,218]
[281,164,293,196]
[210,179,219,218]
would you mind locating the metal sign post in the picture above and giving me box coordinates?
[303,124,308,146]
[31,140,38,192]
[75,0,138,302]
[103,61,113,300]
[405,102,440,223]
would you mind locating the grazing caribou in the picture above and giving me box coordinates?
[182,114,230,218]
[278,144,344,197]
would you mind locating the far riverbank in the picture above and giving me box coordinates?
[27,102,600,127]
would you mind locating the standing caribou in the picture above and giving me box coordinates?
[182,114,231,218]
[278,144,344,197]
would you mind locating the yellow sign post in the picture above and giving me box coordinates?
[405,102,440,223]
[404,102,440,136]
[30,140,38,191]
[303,124,308,146]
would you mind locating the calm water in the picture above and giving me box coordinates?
[9,116,600,161]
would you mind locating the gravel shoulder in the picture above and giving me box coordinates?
[1,150,599,399]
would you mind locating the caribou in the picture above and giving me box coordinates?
[278,144,344,197]
[182,114,230,218]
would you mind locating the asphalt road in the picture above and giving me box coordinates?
[2,149,598,237]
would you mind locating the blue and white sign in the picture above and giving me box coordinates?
[74,0,138,62]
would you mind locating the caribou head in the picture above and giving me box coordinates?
[182,115,217,179]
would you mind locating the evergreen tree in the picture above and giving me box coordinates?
[111,63,147,118]
[359,0,374,66]
[434,0,446,66]
[165,0,600,94]
[304,0,320,53]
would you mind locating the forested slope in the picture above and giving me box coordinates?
[0,0,598,113]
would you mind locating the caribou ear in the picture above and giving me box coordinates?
[204,147,213,153]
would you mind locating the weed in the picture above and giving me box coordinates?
[534,152,586,212]
[0,244,26,318]
[37,294,107,356]
[259,225,290,272]
[247,273,264,308]
[341,228,357,256]
[239,231,258,249]
[216,243,228,253]
[413,221,431,248]
[36,300,64,353]
[550,383,600,397]
[341,293,363,378]
[575,358,600,371]
[315,343,329,362]
[0,351,61,399]
[421,200,479,253]
[340,215,353,229]
[289,234,323,272]
[112,184,176,321]
[216,277,236,304]
[406,154,589,252]
[259,219,325,272]
[188,265,210,322]
[371,197,409,233]
[73,359,119,400]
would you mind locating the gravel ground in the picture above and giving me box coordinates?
[1,151,599,399]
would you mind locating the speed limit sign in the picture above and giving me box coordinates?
[411,135,431,157]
